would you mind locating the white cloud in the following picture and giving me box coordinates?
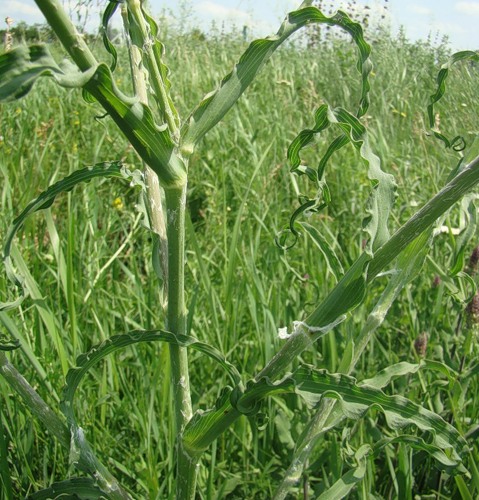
[410,6,432,15]
[3,0,40,17]
[455,1,479,15]
[197,1,251,23]
[430,20,467,35]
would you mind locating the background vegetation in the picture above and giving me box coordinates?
[1,10,479,498]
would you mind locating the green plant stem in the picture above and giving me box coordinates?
[35,0,97,71]
[121,4,168,285]
[0,352,69,447]
[0,352,131,498]
[164,185,196,499]
[125,0,179,138]
[367,154,479,280]
[259,153,479,381]
[184,153,479,452]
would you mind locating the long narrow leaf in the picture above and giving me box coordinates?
[61,330,241,433]
[180,1,372,153]
[0,45,186,187]
[60,330,240,474]
[1,162,131,312]
[27,477,109,499]
[427,50,479,150]
[236,366,467,468]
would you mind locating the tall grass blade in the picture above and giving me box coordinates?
[0,407,13,500]
[9,245,69,375]
[314,445,370,500]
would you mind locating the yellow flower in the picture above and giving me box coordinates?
[112,197,124,210]
[392,108,407,118]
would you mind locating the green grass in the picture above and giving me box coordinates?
[1,23,479,499]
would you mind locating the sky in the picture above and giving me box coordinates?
[1,1,479,51]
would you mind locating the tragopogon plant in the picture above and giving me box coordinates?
[1,0,479,498]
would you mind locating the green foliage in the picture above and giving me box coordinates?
[1,1,479,498]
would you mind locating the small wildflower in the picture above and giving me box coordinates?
[414,332,428,357]
[112,197,124,210]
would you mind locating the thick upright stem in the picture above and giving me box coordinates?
[164,185,196,499]
[164,185,192,426]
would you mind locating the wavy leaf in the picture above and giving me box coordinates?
[0,45,96,101]
[1,162,132,312]
[360,360,457,390]
[101,1,120,72]
[285,105,397,251]
[234,366,467,469]
[60,329,240,472]
[180,2,371,154]
[0,44,186,187]
[27,477,109,499]
[427,50,479,150]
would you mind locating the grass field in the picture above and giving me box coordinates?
[1,11,479,499]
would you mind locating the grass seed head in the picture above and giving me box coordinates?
[466,245,479,276]
[414,332,428,357]
[466,293,479,328]
[432,275,441,288]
